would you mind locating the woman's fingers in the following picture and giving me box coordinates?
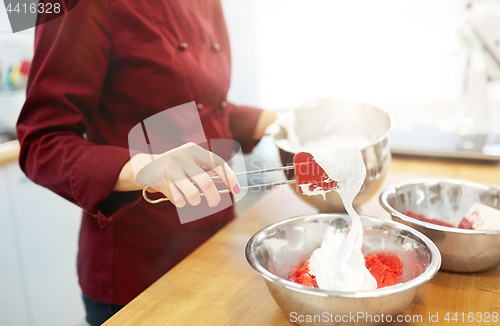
[150,143,241,208]
[157,183,186,207]
[195,150,240,195]
[173,177,202,206]
[213,161,240,194]
[184,163,221,207]
[146,187,159,193]
[159,156,187,207]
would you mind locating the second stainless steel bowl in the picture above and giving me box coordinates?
[380,178,500,272]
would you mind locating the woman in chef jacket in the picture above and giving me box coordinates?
[16,1,275,325]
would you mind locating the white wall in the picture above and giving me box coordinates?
[0,0,481,126]
[225,0,469,122]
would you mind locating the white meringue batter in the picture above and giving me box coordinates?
[305,145,377,291]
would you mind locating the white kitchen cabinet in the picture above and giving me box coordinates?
[0,163,30,326]
[0,162,86,326]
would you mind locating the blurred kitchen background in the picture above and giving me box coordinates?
[1,0,500,325]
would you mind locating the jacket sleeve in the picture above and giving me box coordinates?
[227,103,263,153]
[16,0,141,227]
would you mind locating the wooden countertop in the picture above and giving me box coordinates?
[0,140,20,167]
[104,157,500,326]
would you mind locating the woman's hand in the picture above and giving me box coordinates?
[253,110,277,140]
[114,142,240,208]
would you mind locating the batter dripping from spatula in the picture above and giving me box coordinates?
[291,145,391,291]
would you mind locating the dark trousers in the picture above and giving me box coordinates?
[82,294,125,326]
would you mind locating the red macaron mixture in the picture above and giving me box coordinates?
[289,251,404,289]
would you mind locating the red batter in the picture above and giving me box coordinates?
[364,252,403,288]
[404,210,474,229]
[289,252,403,289]
[404,210,454,227]
[288,259,318,288]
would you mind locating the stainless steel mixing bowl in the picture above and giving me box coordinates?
[271,98,391,212]
[246,214,441,326]
[380,179,500,273]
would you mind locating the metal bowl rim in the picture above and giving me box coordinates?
[245,213,441,298]
[379,178,500,235]
[272,100,392,154]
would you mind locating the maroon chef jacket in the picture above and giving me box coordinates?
[16,0,262,305]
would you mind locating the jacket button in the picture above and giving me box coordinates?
[220,100,228,108]
[211,43,221,52]
[178,42,188,51]
[196,103,204,110]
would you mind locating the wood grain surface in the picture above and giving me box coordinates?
[104,156,500,326]
[0,140,19,167]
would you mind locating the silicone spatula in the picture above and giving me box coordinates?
[293,152,337,194]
